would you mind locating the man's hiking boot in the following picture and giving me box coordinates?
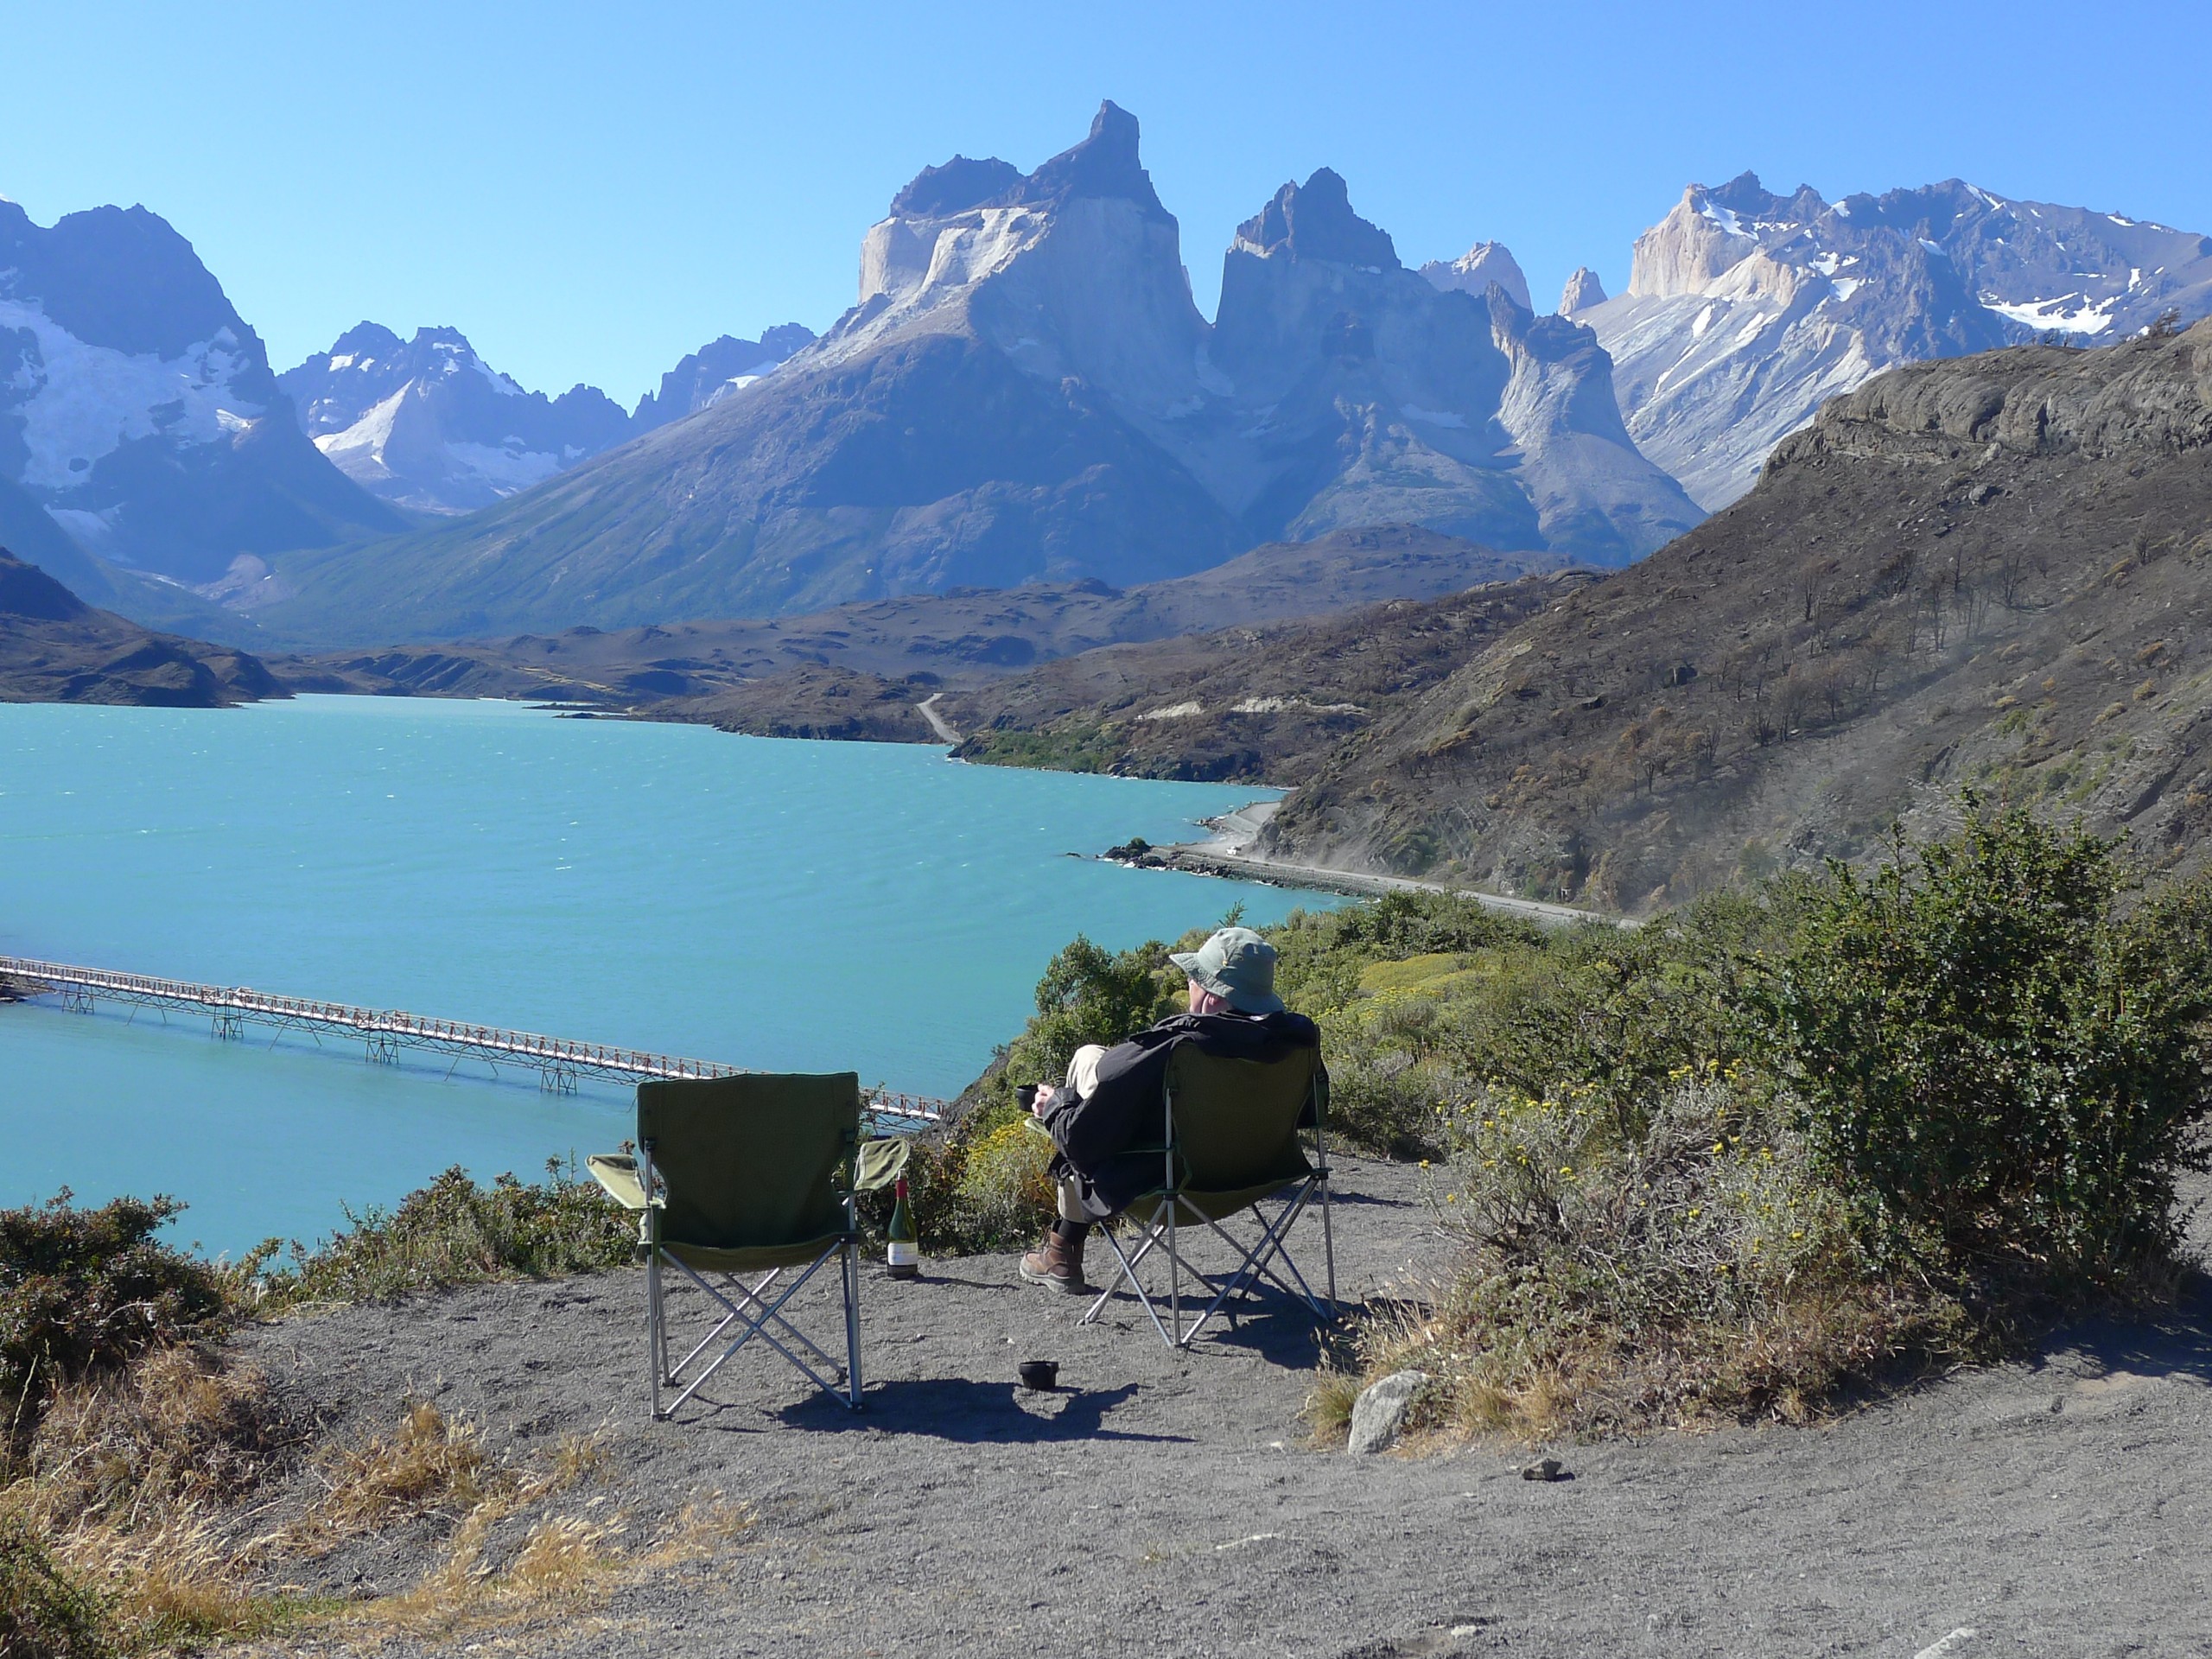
[1020,1227,1089,1294]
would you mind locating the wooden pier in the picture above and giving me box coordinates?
[0,956,944,1122]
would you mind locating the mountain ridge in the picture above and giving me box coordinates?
[914,322,2212,912]
[233,105,1694,645]
[0,200,404,585]
[0,545,283,707]
[1576,171,2212,507]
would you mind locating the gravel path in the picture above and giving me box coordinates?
[238,1158,2212,1658]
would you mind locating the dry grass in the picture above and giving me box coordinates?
[3,1350,760,1657]
[26,1345,295,1529]
[309,1400,493,1534]
[1313,1078,1963,1445]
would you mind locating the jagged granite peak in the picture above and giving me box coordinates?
[278,326,634,515]
[994,101,1169,219]
[1584,170,2212,507]
[837,100,1208,426]
[1419,241,1529,308]
[245,109,1703,643]
[1235,168,1400,270]
[0,199,401,584]
[1559,266,1607,314]
[1211,169,1700,563]
[889,156,1025,219]
[631,324,816,430]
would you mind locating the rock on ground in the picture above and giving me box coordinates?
[1347,1369,1427,1454]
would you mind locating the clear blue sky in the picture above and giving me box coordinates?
[3,0,2202,406]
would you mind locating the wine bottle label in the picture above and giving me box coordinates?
[887,1241,918,1267]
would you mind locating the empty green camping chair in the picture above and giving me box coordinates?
[588,1072,909,1418]
[1083,1042,1337,1348]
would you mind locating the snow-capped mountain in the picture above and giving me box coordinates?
[631,324,815,430]
[1418,242,1531,309]
[248,105,1700,643]
[1573,173,2212,507]
[809,116,1697,562]
[279,325,635,514]
[1209,168,1698,559]
[0,199,401,585]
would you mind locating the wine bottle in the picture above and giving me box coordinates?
[887,1175,919,1279]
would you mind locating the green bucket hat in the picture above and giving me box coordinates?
[1170,926,1285,1015]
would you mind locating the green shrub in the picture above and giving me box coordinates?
[1002,933,1185,1096]
[1760,804,2212,1298]
[1348,1074,1955,1437]
[0,1194,233,1453]
[0,1510,110,1658]
[265,1160,634,1305]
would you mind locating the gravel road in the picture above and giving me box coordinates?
[238,1157,2212,1658]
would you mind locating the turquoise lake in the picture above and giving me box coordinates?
[0,696,1330,1255]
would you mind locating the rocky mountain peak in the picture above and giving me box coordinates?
[278,323,634,514]
[888,156,1024,219]
[1559,267,1607,314]
[1,197,398,583]
[1418,241,1530,308]
[632,326,816,430]
[325,320,405,361]
[1584,165,2212,511]
[994,100,1168,219]
[1235,168,1399,269]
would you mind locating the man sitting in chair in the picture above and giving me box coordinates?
[1020,925,1325,1294]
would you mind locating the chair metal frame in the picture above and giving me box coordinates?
[1080,1057,1338,1348]
[637,1137,865,1419]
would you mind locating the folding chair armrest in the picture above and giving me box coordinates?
[586,1153,659,1211]
[850,1135,912,1193]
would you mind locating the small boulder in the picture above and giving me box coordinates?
[1346,1369,1427,1454]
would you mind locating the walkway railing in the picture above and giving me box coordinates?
[0,956,943,1122]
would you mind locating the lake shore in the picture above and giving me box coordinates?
[1116,798,1629,930]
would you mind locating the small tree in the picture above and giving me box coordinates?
[1006,934,1183,1090]
[1759,802,2212,1298]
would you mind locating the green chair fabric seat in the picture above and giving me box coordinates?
[1083,1042,1337,1348]
[589,1072,909,1418]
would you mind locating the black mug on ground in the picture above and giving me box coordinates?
[1018,1360,1059,1391]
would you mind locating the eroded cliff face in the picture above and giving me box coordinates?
[1258,322,2212,911]
[1204,168,1700,561]
[1579,174,2212,511]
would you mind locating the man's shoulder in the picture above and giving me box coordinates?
[1168,1009,1322,1050]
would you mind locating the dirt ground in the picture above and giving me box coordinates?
[237,1156,2212,1659]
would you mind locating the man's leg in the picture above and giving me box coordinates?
[1020,1175,1093,1293]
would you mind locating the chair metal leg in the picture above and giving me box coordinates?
[842,1235,862,1411]
[647,1245,665,1421]
[1320,1169,1338,1313]
[1168,1204,1180,1343]
[658,1248,850,1416]
[1084,1219,1178,1345]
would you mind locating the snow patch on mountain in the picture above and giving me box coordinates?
[1418,242,1531,309]
[280,325,633,514]
[1980,293,2123,334]
[1573,172,2212,507]
[0,299,265,490]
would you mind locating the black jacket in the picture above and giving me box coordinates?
[1039,1009,1325,1221]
